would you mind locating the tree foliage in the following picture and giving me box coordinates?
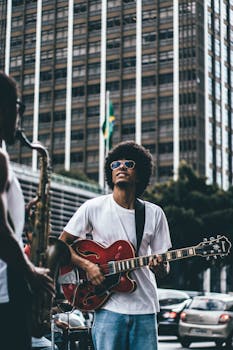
[144,162,233,290]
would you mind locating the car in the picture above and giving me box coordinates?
[157,288,191,336]
[178,294,233,348]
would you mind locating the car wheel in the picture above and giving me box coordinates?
[226,333,233,349]
[178,337,191,348]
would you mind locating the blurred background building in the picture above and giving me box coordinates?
[0,0,232,189]
[12,162,102,236]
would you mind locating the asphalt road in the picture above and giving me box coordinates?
[158,336,217,350]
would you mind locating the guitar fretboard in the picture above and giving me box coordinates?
[111,246,197,274]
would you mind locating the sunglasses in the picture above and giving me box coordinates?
[16,100,26,116]
[110,160,136,170]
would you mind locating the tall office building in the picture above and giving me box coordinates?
[1,0,233,189]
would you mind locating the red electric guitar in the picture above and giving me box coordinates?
[59,235,231,312]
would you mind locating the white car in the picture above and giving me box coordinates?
[178,294,233,349]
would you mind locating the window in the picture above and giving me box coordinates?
[72,86,84,97]
[159,73,173,84]
[24,74,35,86]
[42,9,55,22]
[89,20,101,32]
[41,50,53,61]
[107,60,120,71]
[89,41,101,54]
[55,68,67,80]
[42,30,53,42]
[87,106,99,118]
[11,36,22,48]
[71,152,83,162]
[107,38,120,49]
[73,44,86,57]
[142,54,156,65]
[12,16,23,27]
[57,28,68,40]
[122,124,135,135]
[71,130,84,140]
[57,7,68,18]
[142,99,156,112]
[123,35,136,48]
[40,71,52,82]
[143,32,156,44]
[56,47,67,60]
[88,63,100,75]
[11,56,22,67]
[40,91,51,102]
[24,54,35,65]
[73,65,85,77]
[159,142,173,153]
[159,96,173,110]
[87,84,100,95]
[54,111,66,121]
[107,17,121,28]
[142,121,155,132]
[25,33,36,47]
[39,113,51,123]
[123,79,135,90]
[25,13,37,25]
[53,154,64,165]
[122,101,135,117]
[74,3,87,14]
[142,76,156,87]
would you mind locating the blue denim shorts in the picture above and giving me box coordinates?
[92,309,158,350]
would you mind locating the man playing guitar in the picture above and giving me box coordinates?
[59,140,171,350]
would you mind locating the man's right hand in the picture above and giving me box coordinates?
[84,260,105,285]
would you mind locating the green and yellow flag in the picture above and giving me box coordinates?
[102,99,115,150]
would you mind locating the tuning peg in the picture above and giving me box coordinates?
[213,255,217,259]
[203,238,208,242]
[206,256,210,261]
[217,235,221,238]
[210,237,215,240]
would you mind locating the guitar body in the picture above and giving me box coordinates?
[60,239,137,311]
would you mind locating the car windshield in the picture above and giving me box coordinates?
[159,297,188,306]
[189,298,225,311]
[158,290,189,306]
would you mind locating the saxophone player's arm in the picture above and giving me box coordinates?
[59,230,105,285]
[0,151,55,296]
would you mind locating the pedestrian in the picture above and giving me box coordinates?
[59,140,172,350]
[0,71,55,350]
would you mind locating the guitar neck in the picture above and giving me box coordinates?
[111,245,198,274]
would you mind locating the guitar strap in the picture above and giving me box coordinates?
[135,199,145,255]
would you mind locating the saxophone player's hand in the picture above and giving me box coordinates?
[28,266,55,297]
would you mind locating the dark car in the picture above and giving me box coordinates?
[157,288,191,336]
[179,294,233,349]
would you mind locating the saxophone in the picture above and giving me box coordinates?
[16,129,71,338]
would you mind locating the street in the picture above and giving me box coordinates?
[158,336,217,350]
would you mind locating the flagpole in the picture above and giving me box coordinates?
[136,0,142,145]
[105,90,110,157]
[99,0,107,189]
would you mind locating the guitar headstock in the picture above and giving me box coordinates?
[195,235,232,259]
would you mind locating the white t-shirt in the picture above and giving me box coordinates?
[0,166,25,303]
[64,194,172,314]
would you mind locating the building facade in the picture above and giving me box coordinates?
[12,162,102,236]
[1,0,233,189]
